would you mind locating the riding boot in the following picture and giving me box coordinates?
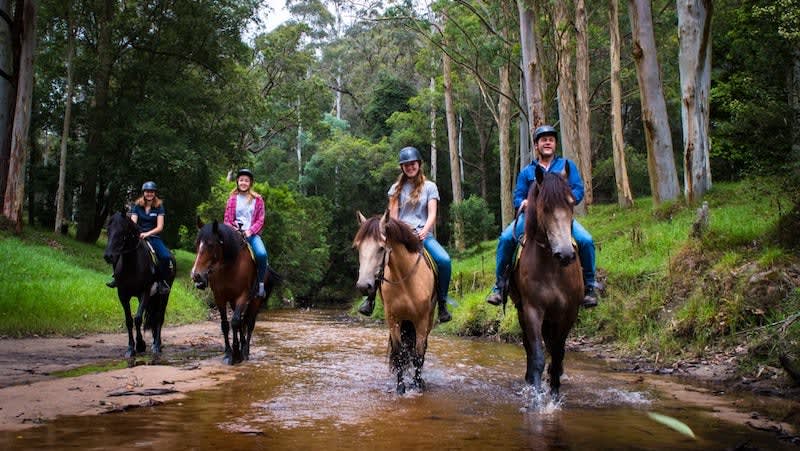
[257,282,266,298]
[486,277,506,306]
[157,280,171,295]
[106,276,117,288]
[437,297,452,323]
[358,296,375,316]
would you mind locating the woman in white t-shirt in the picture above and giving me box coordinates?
[357,146,454,323]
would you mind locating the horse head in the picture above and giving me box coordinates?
[104,211,139,264]
[353,211,388,298]
[527,165,576,267]
[191,219,223,290]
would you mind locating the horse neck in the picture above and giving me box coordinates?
[385,239,420,274]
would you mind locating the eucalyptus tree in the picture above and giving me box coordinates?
[608,0,633,207]
[677,0,712,204]
[0,0,35,232]
[628,0,679,205]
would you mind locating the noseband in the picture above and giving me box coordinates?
[373,243,423,287]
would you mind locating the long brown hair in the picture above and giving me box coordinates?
[390,165,427,207]
[135,194,162,208]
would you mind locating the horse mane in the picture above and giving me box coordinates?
[197,221,244,263]
[525,171,574,238]
[353,215,422,253]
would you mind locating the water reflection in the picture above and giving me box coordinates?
[1,309,796,450]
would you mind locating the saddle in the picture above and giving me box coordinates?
[500,235,578,307]
[143,240,159,274]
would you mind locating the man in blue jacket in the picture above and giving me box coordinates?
[485,124,601,307]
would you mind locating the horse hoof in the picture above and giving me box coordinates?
[125,349,135,358]
[396,383,406,395]
[136,343,146,354]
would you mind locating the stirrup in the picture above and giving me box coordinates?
[486,287,503,306]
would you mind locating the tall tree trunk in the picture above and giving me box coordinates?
[0,0,12,212]
[628,0,680,205]
[443,49,464,251]
[55,3,75,234]
[429,76,437,182]
[517,0,545,169]
[499,57,513,227]
[793,45,800,176]
[76,0,114,243]
[2,0,35,232]
[553,0,583,214]
[609,0,634,207]
[575,0,593,205]
[677,0,712,204]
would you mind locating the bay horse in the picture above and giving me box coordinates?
[509,165,584,400]
[103,211,175,358]
[190,219,279,365]
[354,211,436,394]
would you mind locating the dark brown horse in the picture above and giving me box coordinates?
[103,211,175,359]
[354,211,436,394]
[509,165,584,399]
[190,219,280,364]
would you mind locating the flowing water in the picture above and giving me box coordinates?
[2,309,797,450]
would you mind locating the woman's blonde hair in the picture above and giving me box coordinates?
[390,164,426,207]
[230,183,260,204]
[135,194,162,208]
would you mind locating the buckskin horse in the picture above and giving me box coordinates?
[509,165,584,400]
[191,219,280,364]
[104,211,175,358]
[354,211,436,394]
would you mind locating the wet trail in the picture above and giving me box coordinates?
[1,309,796,450]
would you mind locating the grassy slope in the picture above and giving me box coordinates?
[437,177,799,371]
[0,229,207,337]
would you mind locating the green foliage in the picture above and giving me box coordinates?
[449,195,496,248]
[364,72,417,140]
[0,229,207,337]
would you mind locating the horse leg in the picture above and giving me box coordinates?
[231,303,246,364]
[134,296,147,354]
[151,297,166,356]
[219,307,233,365]
[119,296,136,358]
[412,334,428,390]
[546,325,570,400]
[520,305,545,393]
[388,322,405,394]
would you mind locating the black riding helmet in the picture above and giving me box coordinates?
[533,125,558,143]
[236,168,254,182]
[142,181,157,192]
[398,146,423,165]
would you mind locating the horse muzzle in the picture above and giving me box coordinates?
[553,250,576,267]
[191,271,208,290]
[356,281,377,298]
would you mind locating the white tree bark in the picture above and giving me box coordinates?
[678,0,713,203]
[609,0,634,207]
[429,76,437,183]
[56,3,75,233]
[517,0,545,168]
[3,0,36,230]
[0,0,13,211]
[443,49,464,250]
[628,0,680,204]
[575,0,593,205]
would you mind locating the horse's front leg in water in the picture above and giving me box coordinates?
[134,295,147,354]
[119,296,136,358]
[219,306,233,365]
[231,303,246,364]
[521,306,546,393]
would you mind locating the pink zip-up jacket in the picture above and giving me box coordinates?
[224,194,265,236]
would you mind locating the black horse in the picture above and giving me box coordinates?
[103,211,175,358]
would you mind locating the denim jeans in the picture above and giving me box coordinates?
[247,235,269,283]
[494,214,596,288]
[146,236,172,280]
[423,236,451,301]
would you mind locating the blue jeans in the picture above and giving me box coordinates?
[494,214,596,289]
[146,236,172,280]
[423,236,451,301]
[247,235,269,283]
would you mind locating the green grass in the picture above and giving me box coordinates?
[0,229,208,337]
[50,361,129,378]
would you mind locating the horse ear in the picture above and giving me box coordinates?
[535,165,544,185]
[380,209,390,234]
[196,216,204,230]
[563,162,571,179]
[357,210,367,225]
[212,220,219,234]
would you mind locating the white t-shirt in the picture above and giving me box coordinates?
[387,180,440,233]
[235,194,254,232]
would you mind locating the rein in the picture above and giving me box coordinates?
[375,245,424,286]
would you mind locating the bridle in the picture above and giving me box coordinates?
[372,241,423,287]
[195,235,224,281]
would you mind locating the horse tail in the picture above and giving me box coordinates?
[264,266,283,300]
